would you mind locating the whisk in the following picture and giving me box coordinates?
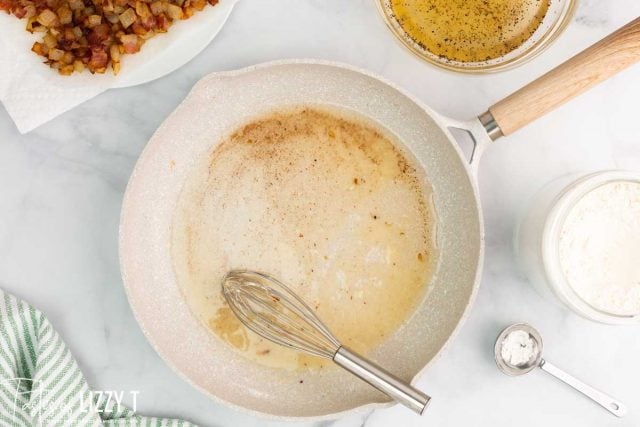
[221,270,431,414]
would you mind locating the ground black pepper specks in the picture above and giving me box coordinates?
[387,0,551,63]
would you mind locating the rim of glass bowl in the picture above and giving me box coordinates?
[374,0,578,74]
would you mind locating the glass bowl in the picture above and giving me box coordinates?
[375,0,577,73]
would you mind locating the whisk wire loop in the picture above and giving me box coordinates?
[222,270,340,358]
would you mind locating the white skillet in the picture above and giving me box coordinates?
[119,18,640,420]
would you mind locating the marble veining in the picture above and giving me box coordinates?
[1,1,639,426]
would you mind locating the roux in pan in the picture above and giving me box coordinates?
[171,107,438,370]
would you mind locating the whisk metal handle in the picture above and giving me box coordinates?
[333,347,431,415]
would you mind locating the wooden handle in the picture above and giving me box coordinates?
[489,17,640,137]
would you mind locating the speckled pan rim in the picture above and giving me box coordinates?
[119,58,485,421]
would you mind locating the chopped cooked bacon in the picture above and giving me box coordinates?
[140,13,156,30]
[88,46,108,72]
[130,21,147,36]
[87,23,110,45]
[11,6,26,17]
[120,34,139,53]
[2,0,218,74]
[156,12,169,31]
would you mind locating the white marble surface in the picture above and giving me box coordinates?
[1,1,639,426]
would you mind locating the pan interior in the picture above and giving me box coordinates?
[119,62,482,418]
[170,105,439,371]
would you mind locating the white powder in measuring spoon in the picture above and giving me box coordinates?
[501,330,537,367]
[559,180,640,316]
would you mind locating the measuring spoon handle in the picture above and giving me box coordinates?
[539,359,627,417]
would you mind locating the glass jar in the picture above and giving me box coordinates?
[516,170,640,324]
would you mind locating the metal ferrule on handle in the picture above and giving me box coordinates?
[333,346,431,415]
[478,110,503,141]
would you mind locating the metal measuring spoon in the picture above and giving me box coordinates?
[494,323,627,417]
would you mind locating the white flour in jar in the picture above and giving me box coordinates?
[559,180,640,316]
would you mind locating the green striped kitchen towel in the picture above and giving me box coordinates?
[0,289,196,427]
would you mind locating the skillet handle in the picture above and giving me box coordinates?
[484,17,640,139]
[333,346,431,415]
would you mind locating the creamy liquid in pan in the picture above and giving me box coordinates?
[171,107,438,370]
